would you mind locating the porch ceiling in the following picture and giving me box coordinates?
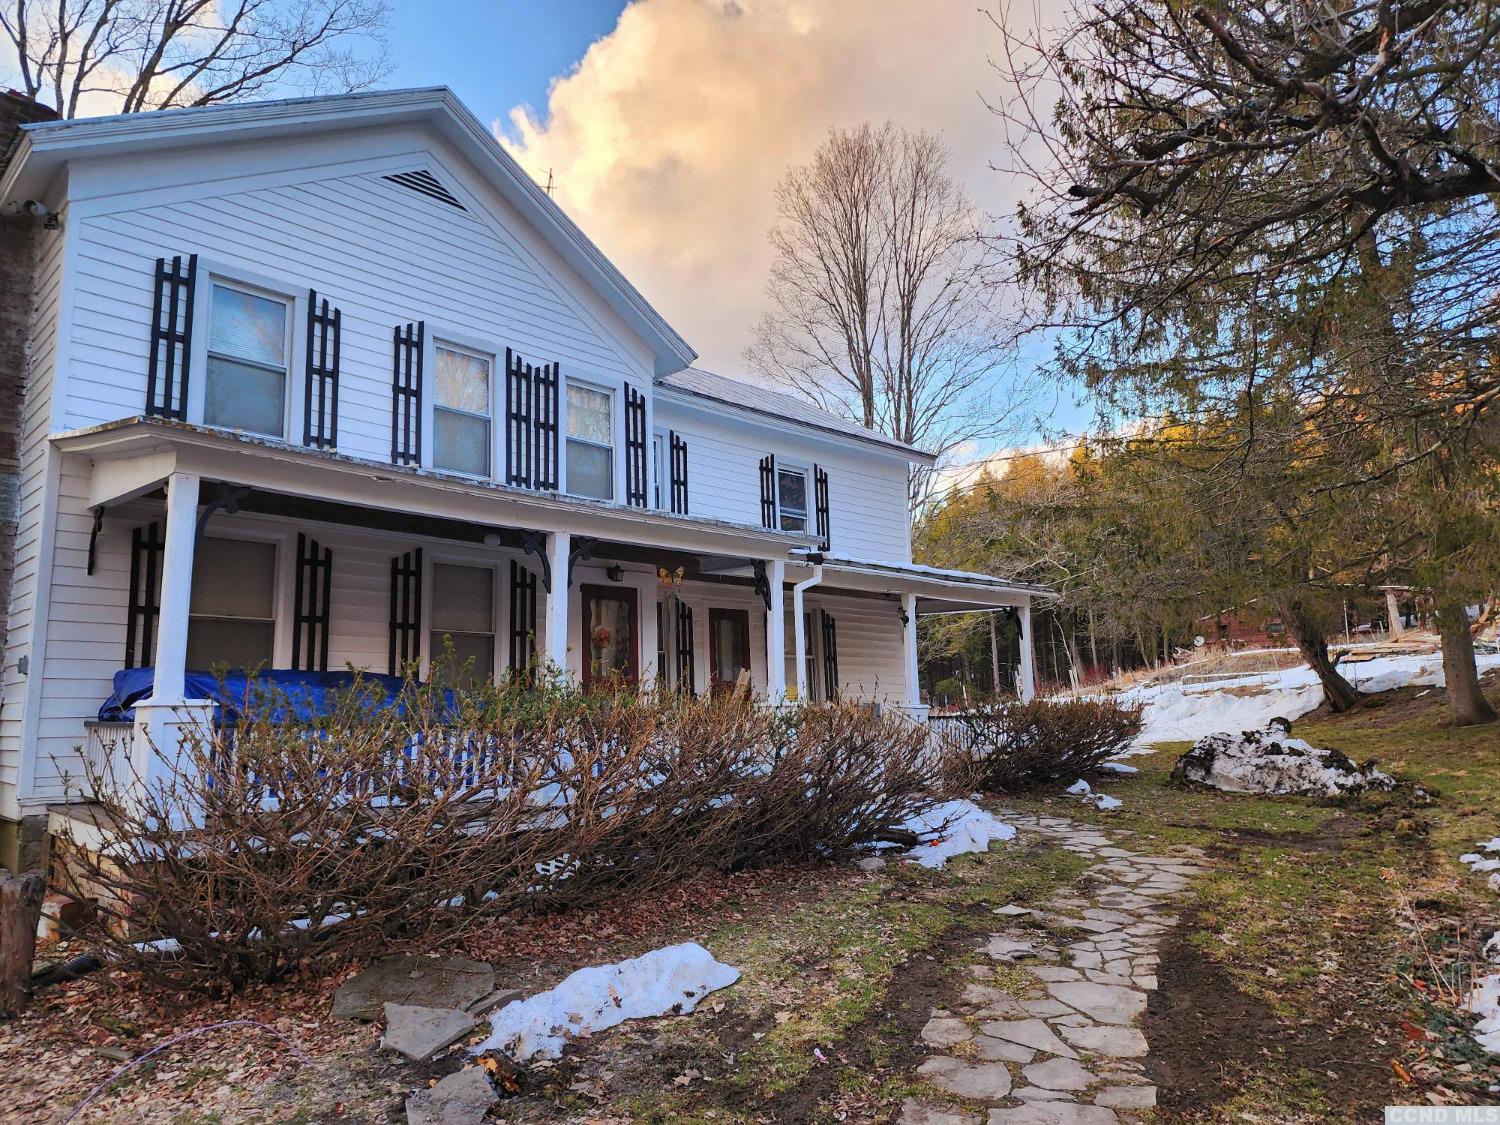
[55,417,817,561]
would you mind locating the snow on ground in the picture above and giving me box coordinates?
[897,799,1017,869]
[1173,727,1395,797]
[473,942,739,1062]
[1123,650,1500,744]
[1468,935,1500,1055]
[1460,839,1500,896]
[1064,779,1123,811]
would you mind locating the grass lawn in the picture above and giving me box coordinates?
[5,675,1497,1123]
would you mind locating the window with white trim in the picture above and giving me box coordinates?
[429,562,495,686]
[566,380,614,500]
[777,464,809,533]
[433,344,492,477]
[205,282,290,437]
[187,537,277,669]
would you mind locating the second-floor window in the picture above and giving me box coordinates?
[567,380,614,500]
[434,344,492,476]
[206,283,289,437]
[778,464,809,532]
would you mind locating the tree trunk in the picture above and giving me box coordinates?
[988,614,1002,698]
[1437,599,1497,726]
[1,872,45,1018]
[1087,606,1100,678]
[1283,598,1361,712]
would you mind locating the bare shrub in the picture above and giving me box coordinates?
[60,679,940,991]
[954,698,1143,792]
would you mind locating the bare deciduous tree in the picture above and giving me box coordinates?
[747,123,1022,511]
[2,0,390,119]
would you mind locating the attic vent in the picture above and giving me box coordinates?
[384,168,466,210]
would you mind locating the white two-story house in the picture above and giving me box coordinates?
[0,87,1042,870]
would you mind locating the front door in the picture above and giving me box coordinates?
[581,584,638,688]
[709,608,751,696]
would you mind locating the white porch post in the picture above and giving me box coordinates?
[544,530,571,677]
[901,592,921,710]
[1018,601,1037,702]
[764,559,786,701]
[130,472,212,817]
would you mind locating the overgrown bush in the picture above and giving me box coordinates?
[62,675,937,991]
[950,697,1143,792]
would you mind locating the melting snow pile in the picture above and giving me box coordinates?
[473,942,739,1062]
[1065,778,1122,810]
[1460,838,1500,895]
[1465,933,1500,1055]
[1171,722,1395,797]
[898,799,1016,869]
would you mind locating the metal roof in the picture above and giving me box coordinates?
[658,367,935,463]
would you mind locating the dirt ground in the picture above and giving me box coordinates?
[3,673,1498,1123]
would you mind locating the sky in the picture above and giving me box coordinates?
[384,0,1093,463]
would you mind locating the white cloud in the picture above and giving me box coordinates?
[498,0,1061,377]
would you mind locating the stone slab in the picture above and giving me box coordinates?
[1058,1023,1149,1058]
[381,1004,481,1063]
[921,1016,974,1049]
[1095,1085,1157,1109]
[405,1066,497,1125]
[1047,982,1147,1026]
[933,1062,1013,1101]
[334,955,495,1021]
[988,1104,1118,1124]
[1023,1056,1097,1091]
[978,1018,1078,1059]
[900,1099,982,1125]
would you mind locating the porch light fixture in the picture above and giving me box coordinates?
[482,532,502,547]
[606,565,625,583]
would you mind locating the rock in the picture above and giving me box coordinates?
[1095,1085,1157,1109]
[978,1018,1078,1059]
[993,904,1033,916]
[334,955,495,1021]
[920,1016,974,1049]
[405,1066,498,1125]
[1172,726,1395,796]
[1032,966,1085,982]
[987,1104,1119,1124]
[1022,1056,1097,1091]
[899,1098,982,1125]
[961,983,1017,1007]
[856,856,887,872]
[1058,1023,1149,1058]
[932,1062,1014,1101]
[1020,999,1073,1018]
[380,1004,481,1062]
[465,987,525,1015]
[917,1056,966,1078]
[971,1035,1036,1063]
[987,937,1039,962]
[1014,1086,1072,1100]
[1047,982,1147,1025]
[1073,950,1103,969]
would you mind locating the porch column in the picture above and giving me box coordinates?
[544,530,571,676]
[1018,601,1037,702]
[764,559,786,701]
[901,592,920,709]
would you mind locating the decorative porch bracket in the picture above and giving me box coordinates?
[751,560,772,613]
[568,536,599,588]
[86,506,104,576]
[522,530,552,592]
[193,484,250,546]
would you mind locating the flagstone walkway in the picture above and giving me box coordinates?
[899,812,1209,1125]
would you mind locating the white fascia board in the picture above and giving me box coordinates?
[54,418,815,558]
[3,87,696,377]
[653,383,936,467]
[789,554,1052,605]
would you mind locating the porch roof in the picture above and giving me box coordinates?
[788,553,1051,613]
[53,417,819,560]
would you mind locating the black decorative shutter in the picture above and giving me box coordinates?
[676,600,696,694]
[388,547,423,675]
[292,533,333,671]
[505,349,534,487]
[821,611,839,700]
[814,464,831,550]
[534,360,559,490]
[670,431,689,515]
[146,254,197,420]
[303,290,341,448]
[125,522,164,669]
[759,454,776,528]
[508,559,538,672]
[391,322,423,465]
[624,383,648,507]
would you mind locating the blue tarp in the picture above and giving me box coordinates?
[99,668,412,724]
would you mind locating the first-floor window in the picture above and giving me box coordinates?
[656,600,669,686]
[187,537,277,669]
[582,584,637,687]
[783,608,816,700]
[566,381,614,500]
[429,562,495,686]
[205,282,290,437]
[777,465,808,532]
[433,344,492,476]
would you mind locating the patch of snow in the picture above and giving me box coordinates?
[1065,779,1091,795]
[1063,777,1120,810]
[1172,727,1395,797]
[1100,762,1138,774]
[897,799,1016,869]
[1468,971,1500,1055]
[1461,846,1500,895]
[472,942,739,1062]
[1091,794,1123,810]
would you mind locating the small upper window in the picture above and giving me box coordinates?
[652,432,665,509]
[778,465,808,533]
[433,344,492,477]
[567,381,614,500]
[205,283,289,437]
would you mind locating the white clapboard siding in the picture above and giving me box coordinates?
[651,401,913,563]
[0,222,67,819]
[63,156,655,463]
